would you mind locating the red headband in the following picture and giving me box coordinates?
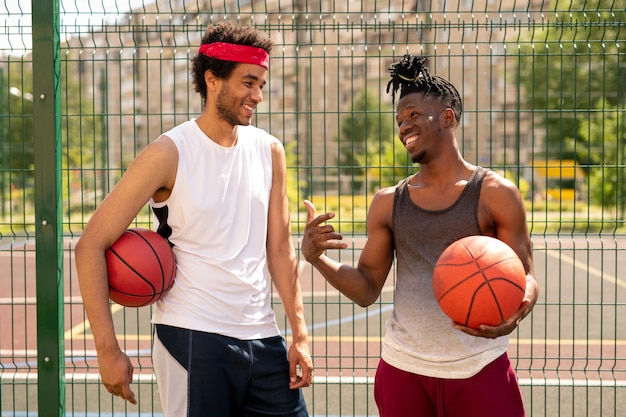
[198,42,269,70]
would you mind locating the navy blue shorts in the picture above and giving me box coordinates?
[153,324,309,417]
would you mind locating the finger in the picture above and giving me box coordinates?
[289,370,312,389]
[517,299,532,318]
[303,200,316,222]
[301,364,314,387]
[121,371,137,404]
[317,239,348,250]
[289,363,302,389]
[121,385,137,405]
[453,322,495,339]
[303,202,336,228]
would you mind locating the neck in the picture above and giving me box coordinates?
[195,112,238,147]
[411,154,472,188]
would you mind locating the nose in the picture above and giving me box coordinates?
[251,87,263,103]
[398,119,411,136]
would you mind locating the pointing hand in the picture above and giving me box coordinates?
[302,200,347,263]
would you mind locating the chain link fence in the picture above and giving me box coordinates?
[1,0,625,416]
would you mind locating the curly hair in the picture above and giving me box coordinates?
[191,22,273,101]
[386,54,463,123]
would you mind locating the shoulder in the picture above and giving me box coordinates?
[373,185,398,201]
[372,177,409,205]
[130,135,178,190]
[371,177,408,206]
[135,135,178,167]
[478,169,527,227]
[367,184,399,227]
[481,169,522,199]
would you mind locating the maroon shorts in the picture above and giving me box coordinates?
[374,353,525,417]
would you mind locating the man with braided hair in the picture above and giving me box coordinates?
[302,54,538,416]
[77,22,312,416]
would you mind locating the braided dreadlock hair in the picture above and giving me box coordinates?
[386,54,463,123]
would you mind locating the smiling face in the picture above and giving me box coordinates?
[395,92,447,164]
[214,63,267,126]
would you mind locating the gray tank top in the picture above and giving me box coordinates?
[382,166,509,379]
[393,166,486,266]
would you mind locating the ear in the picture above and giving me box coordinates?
[204,69,220,93]
[441,108,456,127]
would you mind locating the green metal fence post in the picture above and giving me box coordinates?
[32,0,65,416]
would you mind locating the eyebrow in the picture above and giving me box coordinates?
[242,73,267,87]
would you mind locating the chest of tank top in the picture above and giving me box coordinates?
[392,167,487,265]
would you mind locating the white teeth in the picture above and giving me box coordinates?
[243,104,254,111]
[405,136,418,145]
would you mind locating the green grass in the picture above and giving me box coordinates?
[1,196,624,238]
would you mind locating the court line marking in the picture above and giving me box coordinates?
[64,302,124,339]
[545,249,626,289]
[4,249,624,373]
[4,247,623,340]
[4,338,625,356]
[2,372,625,388]
[0,296,84,304]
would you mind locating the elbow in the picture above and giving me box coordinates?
[355,300,374,308]
[353,291,380,308]
[351,275,383,307]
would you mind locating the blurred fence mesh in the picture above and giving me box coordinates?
[1,0,625,416]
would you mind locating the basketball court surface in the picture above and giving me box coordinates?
[1,235,625,416]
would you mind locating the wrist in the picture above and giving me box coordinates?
[94,334,122,356]
[288,325,309,345]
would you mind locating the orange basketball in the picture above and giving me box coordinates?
[432,235,526,329]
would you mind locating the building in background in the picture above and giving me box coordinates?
[63,0,543,195]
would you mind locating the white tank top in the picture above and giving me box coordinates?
[150,120,280,340]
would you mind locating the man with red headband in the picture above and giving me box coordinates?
[77,22,312,416]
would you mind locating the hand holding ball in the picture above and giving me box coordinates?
[106,228,176,307]
[432,235,526,329]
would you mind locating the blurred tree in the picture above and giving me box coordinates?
[578,100,626,215]
[516,0,625,210]
[0,57,103,217]
[517,0,625,160]
[59,58,105,214]
[0,60,34,199]
[336,88,395,192]
[285,140,306,214]
[375,136,413,190]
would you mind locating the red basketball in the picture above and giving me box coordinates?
[106,228,176,307]
[432,235,526,329]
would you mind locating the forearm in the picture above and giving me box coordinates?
[268,252,309,343]
[76,245,121,354]
[309,255,379,307]
[281,291,309,344]
[520,273,539,321]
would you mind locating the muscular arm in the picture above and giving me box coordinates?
[75,137,177,403]
[302,187,395,307]
[458,172,539,338]
[265,139,313,389]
